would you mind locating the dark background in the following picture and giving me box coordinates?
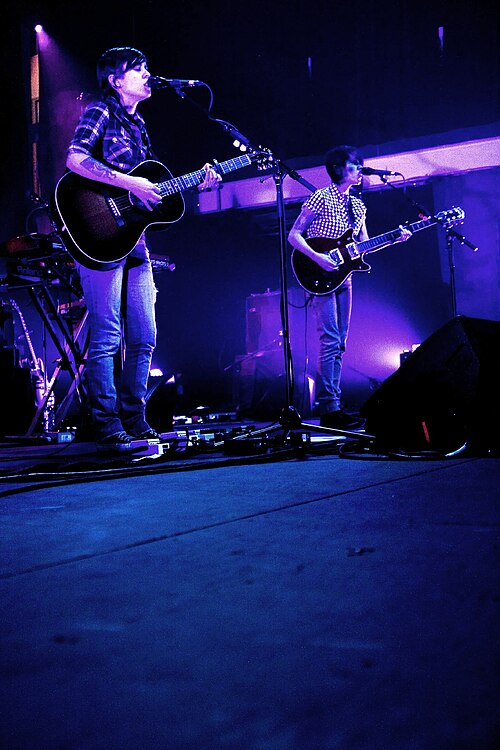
[3,0,498,228]
[1,0,499,420]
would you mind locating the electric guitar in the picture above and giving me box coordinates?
[54,150,272,267]
[291,207,465,296]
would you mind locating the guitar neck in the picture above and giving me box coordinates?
[159,154,252,196]
[358,216,437,254]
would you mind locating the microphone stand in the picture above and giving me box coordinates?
[377,174,478,319]
[164,86,374,445]
[443,225,478,318]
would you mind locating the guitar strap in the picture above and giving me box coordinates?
[347,195,360,239]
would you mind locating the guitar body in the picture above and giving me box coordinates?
[54,161,185,266]
[291,232,371,295]
[291,208,465,296]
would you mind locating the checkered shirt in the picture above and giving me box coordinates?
[303,183,366,240]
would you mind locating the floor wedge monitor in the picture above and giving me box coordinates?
[360,316,500,455]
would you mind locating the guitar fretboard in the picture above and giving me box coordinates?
[159,155,252,196]
[359,217,435,254]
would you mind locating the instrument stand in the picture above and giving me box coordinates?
[1,234,89,440]
[25,283,89,436]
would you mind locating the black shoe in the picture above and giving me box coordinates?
[96,431,138,453]
[319,410,365,431]
[132,428,161,442]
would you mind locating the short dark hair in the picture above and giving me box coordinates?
[97,47,147,97]
[325,145,362,183]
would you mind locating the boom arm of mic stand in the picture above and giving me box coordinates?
[378,176,478,250]
[279,161,317,194]
[169,82,214,113]
[378,174,432,219]
[444,226,478,252]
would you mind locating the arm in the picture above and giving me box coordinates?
[358,219,369,243]
[66,152,162,211]
[66,153,221,204]
[288,206,340,272]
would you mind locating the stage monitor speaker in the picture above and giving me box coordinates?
[360,316,500,454]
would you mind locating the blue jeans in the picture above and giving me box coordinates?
[312,279,352,415]
[77,241,157,440]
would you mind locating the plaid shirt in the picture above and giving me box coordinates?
[67,95,155,172]
[304,183,366,240]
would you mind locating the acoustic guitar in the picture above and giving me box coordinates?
[54,150,272,267]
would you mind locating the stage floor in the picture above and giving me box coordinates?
[1,420,499,749]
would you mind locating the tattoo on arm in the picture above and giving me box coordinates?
[81,156,118,180]
[293,209,313,233]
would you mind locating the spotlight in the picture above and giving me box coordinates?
[34,24,43,33]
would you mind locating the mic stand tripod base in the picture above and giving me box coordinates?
[221,405,375,449]
[276,405,376,441]
[278,405,304,431]
[299,421,376,441]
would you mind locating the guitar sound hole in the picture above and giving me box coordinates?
[129,195,148,212]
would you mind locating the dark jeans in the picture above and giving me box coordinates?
[78,242,157,440]
[312,279,352,415]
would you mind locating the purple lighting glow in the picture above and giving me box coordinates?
[345,297,422,386]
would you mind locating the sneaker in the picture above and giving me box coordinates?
[319,410,365,431]
[96,431,137,453]
[132,428,161,442]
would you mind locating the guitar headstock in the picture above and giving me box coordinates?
[248,146,274,171]
[434,206,465,227]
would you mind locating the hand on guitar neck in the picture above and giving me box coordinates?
[395,224,413,243]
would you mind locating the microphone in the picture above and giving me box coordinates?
[147,75,203,89]
[360,166,398,176]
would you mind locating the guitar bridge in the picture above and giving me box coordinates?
[107,198,125,227]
